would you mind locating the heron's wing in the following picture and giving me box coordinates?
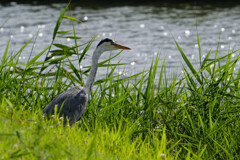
[67,90,88,124]
[42,86,83,115]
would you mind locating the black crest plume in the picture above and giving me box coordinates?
[97,38,113,47]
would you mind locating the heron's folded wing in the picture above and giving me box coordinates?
[42,86,81,115]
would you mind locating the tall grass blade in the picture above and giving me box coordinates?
[52,1,71,41]
[1,40,10,63]
[79,38,95,64]
[63,16,81,22]
[175,40,203,85]
[26,45,51,68]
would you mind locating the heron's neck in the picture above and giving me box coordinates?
[83,49,101,95]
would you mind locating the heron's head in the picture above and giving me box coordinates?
[96,38,131,53]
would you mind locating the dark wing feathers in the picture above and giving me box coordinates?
[43,86,88,125]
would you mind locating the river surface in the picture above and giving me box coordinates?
[0,2,240,79]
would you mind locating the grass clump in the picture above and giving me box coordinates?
[0,106,169,159]
[1,2,240,159]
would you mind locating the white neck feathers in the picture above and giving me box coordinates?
[83,48,101,95]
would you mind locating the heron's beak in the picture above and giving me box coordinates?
[113,43,131,50]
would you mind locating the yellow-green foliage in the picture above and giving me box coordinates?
[0,102,170,160]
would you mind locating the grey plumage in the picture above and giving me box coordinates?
[42,38,130,126]
[42,86,87,125]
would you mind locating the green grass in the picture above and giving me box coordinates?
[1,3,240,159]
[0,107,169,159]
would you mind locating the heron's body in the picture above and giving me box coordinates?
[42,86,87,125]
[42,38,130,125]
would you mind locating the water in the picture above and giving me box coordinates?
[0,2,240,78]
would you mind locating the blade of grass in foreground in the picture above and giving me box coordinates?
[175,40,203,85]
[40,0,71,74]
[67,57,82,85]
[79,38,95,64]
[26,45,51,68]
[52,1,72,41]
[0,41,10,71]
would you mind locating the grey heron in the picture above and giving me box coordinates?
[42,38,130,125]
